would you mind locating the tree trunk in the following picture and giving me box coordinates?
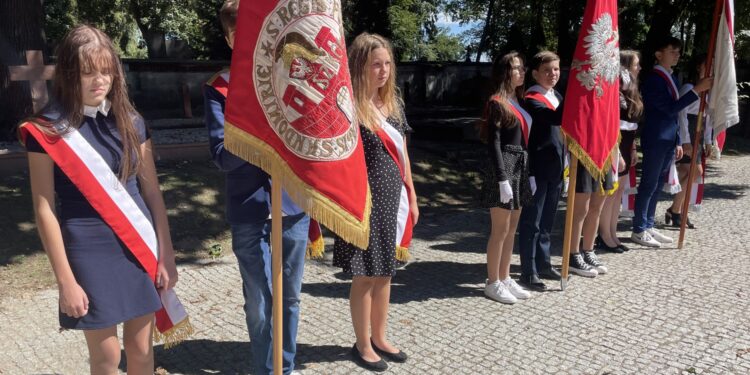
[556,0,574,65]
[128,0,167,59]
[0,0,46,141]
[642,0,689,69]
[475,0,495,63]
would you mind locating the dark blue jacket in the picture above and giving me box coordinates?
[203,71,303,224]
[641,69,699,148]
[523,90,565,181]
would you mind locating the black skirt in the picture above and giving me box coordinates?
[575,163,616,195]
[480,145,533,210]
[619,130,637,177]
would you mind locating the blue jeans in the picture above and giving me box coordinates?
[231,213,309,375]
[518,177,562,276]
[633,141,675,233]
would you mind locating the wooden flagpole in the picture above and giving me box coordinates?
[271,176,283,375]
[560,156,578,290]
[678,0,724,249]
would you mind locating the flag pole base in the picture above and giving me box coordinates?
[560,275,571,291]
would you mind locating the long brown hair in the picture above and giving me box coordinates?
[479,51,525,141]
[620,49,643,120]
[33,25,142,181]
[348,32,405,132]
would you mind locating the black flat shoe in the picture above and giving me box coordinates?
[538,268,562,281]
[595,235,624,253]
[351,343,388,372]
[519,274,547,291]
[617,243,630,252]
[666,208,696,229]
[371,339,408,363]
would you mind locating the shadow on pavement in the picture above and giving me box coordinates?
[303,261,525,304]
[117,339,353,374]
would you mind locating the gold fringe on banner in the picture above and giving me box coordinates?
[561,129,621,189]
[153,318,194,350]
[224,122,372,250]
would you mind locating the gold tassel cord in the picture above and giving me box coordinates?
[153,318,195,350]
[306,236,325,259]
[224,122,372,250]
[395,245,410,262]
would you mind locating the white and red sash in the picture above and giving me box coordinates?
[525,85,560,110]
[620,165,638,217]
[20,121,192,347]
[490,95,532,146]
[374,118,414,261]
[653,65,679,100]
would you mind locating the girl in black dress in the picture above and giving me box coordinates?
[22,26,177,374]
[479,52,533,304]
[334,33,418,372]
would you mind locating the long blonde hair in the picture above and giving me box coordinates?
[347,33,405,132]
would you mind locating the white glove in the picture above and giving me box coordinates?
[498,180,513,203]
[529,176,537,196]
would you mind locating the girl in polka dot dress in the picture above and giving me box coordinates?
[333,33,418,371]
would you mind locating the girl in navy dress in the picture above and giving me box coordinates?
[22,25,177,374]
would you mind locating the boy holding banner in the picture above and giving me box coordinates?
[203,1,309,374]
[631,36,712,247]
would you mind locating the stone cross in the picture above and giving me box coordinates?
[8,50,55,112]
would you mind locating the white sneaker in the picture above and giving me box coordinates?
[647,228,673,244]
[631,231,661,247]
[502,278,531,300]
[484,280,517,304]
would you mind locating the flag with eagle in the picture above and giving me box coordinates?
[223,0,370,249]
[561,0,621,180]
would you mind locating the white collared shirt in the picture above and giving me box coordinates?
[83,100,111,118]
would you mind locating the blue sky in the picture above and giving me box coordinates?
[436,13,481,36]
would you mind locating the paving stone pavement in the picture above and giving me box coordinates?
[2,154,750,375]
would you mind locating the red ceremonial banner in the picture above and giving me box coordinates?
[224,0,370,249]
[561,0,620,179]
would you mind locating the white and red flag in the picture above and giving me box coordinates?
[708,0,740,156]
[709,0,740,135]
[561,0,620,180]
[224,0,370,249]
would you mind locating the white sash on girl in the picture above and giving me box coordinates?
[375,117,414,261]
[20,121,192,348]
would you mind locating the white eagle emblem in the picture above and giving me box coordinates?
[572,13,619,97]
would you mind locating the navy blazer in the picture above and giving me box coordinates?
[641,69,699,147]
[203,72,303,224]
[523,90,565,181]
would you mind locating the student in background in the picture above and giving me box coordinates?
[479,51,533,303]
[518,51,565,291]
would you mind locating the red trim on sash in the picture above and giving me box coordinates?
[375,125,414,251]
[490,95,530,146]
[208,73,229,98]
[20,122,158,279]
[508,104,530,146]
[525,92,555,110]
[653,68,678,100]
